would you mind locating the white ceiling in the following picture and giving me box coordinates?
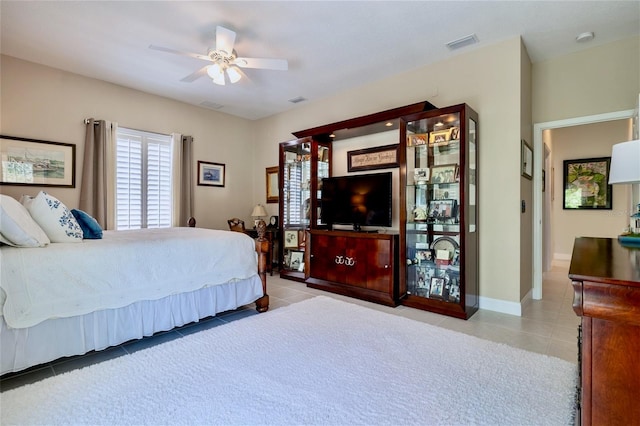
[1,1,638,121]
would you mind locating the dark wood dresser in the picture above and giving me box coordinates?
[569,237,640,426]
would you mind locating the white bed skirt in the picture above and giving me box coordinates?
[1,275,263,375]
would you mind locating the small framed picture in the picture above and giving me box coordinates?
[414,168,430,184]
[197,161,225,187]
[416,249,433,263]
[428,199,457,219]
[289,251,304,271]
[407,133,428,146]
[430,164,458,184]
[521,139,533,180]
[449,127,460,140]
[284,230,299,248]
[429,129,450,146]
[429,277,445,298]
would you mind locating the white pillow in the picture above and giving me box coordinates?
[22,191,83,243]
[0,194,50,247]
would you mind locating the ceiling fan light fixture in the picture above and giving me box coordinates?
[227,66,242,83]
[207,64,226,85]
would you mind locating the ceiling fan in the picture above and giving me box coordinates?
[149,26,288,85]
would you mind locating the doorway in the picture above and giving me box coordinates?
[532,109,636,299]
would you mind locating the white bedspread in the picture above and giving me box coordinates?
[0,227,259,329]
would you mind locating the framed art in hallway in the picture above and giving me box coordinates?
[521,139,533,180]
[0,135,76,187]
[562,157,612,210]
[197,161,225,187]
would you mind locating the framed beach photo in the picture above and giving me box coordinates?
[0,135,76,187]
[563,157,612,210]
[197,161,225,187]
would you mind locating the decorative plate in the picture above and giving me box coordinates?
[430,236,459,254]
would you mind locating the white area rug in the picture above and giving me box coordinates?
[1,296,576,425]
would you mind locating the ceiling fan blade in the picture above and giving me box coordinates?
[216,26,236,55]
[149,45,211,62]
[235,57,288,71]
[180,65,210,83]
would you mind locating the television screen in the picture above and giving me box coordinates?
[320,172,392,229]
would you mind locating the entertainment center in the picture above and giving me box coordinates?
[277,101,479,319]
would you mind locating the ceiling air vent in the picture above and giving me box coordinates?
[200,101,224,110]
[288,96,307,104]
[446,34,479,50]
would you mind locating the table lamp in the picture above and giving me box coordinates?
[251,204,267,228]
[608,139,640,245]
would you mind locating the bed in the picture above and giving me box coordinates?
[0,209,269,375]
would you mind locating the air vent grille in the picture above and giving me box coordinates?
[288,96,307,104]
[200,101,224,109]
[446,34,479,50]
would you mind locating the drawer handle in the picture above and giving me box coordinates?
[335,255,344,265]
[345,257,355,267]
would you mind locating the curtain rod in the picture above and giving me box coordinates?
[83,119,170,137]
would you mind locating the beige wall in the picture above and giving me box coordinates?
[0,55,257,230]
[533,36,640,123]
[550,120,632,257]
[520,39,534,300]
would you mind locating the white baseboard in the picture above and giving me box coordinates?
[554,253,572,261]
[479,296,522,316]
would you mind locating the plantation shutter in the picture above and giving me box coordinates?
[116,128,172,230]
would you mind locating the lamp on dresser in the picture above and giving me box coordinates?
[251,204,268,229]
[608,139,640,245]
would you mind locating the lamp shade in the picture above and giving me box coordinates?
[251,204,267,217]
[608,140,640,184]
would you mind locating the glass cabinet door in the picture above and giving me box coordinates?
[279,138,332,281]
[404,112,462,303]
[400,103,478,319]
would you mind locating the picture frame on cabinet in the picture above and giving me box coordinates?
[429,129,451,146]
[428,199,457,219]
[407,133,428,146]
[430,164,458,183]
[289,251,304,270]
[414,167,430,184]
[429,277,445,298]
[284,230,299,248]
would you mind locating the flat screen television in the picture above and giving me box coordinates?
[320,172,392,231]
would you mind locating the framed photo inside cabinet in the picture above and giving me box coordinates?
[266,166,279,203]
[428,199,457,219]
[289,251,304,271]
[429,129,450,146]
[0,135,76,187]
[198,161,225,187]
[284,229,299,248]
[407,133,428,146]
[449,127,460,140]
[429,277,445,298]
[563,157,612,210]
[430,164,458,183]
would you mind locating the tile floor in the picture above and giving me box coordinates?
[0,261,579,392]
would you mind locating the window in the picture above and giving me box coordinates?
[116,128,173,230]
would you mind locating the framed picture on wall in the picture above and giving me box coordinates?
[0,135,76,187]
[563,157,612,210]
[521,139,533,180]
[197,161,225,187]
[266,166,279,203]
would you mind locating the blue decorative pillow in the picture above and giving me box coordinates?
[71,209,103,239]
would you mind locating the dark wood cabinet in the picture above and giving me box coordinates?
[307,230,398,306]
[569,237,640,426]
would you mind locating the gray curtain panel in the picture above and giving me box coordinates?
[79,119,108,228]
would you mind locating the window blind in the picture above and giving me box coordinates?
[116,128,172,230]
